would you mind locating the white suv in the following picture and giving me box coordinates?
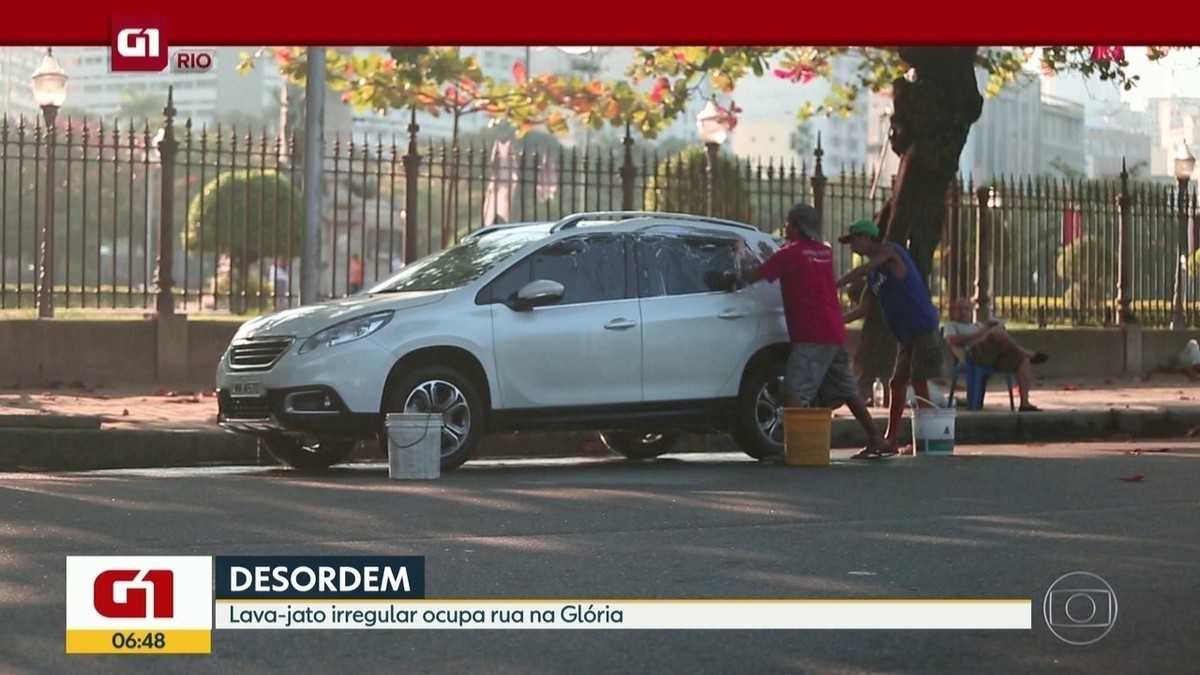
[216,212,791,470]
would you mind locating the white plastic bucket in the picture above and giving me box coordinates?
[385,412,443,480]
[910,396,955,456]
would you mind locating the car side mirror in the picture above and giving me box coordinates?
[509,279,565,311]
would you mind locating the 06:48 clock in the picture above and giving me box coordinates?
[111,632,166,650]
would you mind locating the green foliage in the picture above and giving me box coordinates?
[946,294,1195,327]
[1189,248,1200,277]
[184,169,304,263]
[240,45,1183,149]
[212,263,274,315]
[112,89,167,126]
[238,47,677,141]
[1055,235,1114,284]
[644,147,752,222]
[1055,235,1114,308]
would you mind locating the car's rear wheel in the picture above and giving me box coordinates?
[261,436,355,470]
[731,363,786,459]
[599,431,680,460]
[383,365,484,472]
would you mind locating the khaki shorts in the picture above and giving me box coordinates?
[893,328,944,382]
[784,344,860,409]
[971,340,1024,372]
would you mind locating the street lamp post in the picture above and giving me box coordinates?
[1172,141,1195,330]
[695,99,732,217]
[30,48,67,319]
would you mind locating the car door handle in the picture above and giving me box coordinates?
[718,309,747,320]
[604,318,638,330]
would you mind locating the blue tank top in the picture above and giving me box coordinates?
[867,242,939,344]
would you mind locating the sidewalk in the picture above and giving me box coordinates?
[1,374,1198,471]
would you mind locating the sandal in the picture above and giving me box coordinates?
[851,446,899,460]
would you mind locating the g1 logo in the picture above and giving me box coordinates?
[116,29,160,59]
[110,17,169,72]
[93,569,174,619]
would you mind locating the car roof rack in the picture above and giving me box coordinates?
[549,211,759,233]
[460,220,555,241]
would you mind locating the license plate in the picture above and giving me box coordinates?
[226,377,264,398]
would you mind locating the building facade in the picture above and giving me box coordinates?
[0,47,46,120]
[1038,95,1086,177]
[725,54,869,173]
[1144,96,1200,177]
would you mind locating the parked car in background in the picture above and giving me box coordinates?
[215,211,790,470]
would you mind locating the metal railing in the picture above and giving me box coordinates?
[2,91,1198,326]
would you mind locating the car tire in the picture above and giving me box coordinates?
[383,365,484,472]
[599,431,680,460]
[731,362,786,460]
[261,436,355,470]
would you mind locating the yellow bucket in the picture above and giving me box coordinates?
[782,407,832,466]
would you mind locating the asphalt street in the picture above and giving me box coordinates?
[3,442,1199,674]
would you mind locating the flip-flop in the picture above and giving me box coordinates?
[851,447,898,460]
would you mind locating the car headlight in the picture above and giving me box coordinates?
[298,311,394,355]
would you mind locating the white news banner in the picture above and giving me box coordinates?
[216,599,1033,630]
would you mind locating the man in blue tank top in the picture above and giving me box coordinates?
[837,219,943,457]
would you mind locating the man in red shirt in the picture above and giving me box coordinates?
[738,203,891,458]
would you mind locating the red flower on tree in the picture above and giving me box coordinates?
[773,65,816,84]
[1090,46,1126,62]
[649,77,670,103]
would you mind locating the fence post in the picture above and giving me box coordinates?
[1115,159,1135,326]
[1172,176,1190,330]
[36,105,59,318]
[619,122,636,211]
[403,108,421,263]
[973,186,992,323]
[810,133,826,216]
[154,87,178,315]
[704,142,718,217]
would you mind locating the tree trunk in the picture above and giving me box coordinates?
[852,48,984,395]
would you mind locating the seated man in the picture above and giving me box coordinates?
[942,297,1048,412]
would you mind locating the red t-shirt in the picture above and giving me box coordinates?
[758,239,846,345]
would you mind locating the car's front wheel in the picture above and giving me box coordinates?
[261,436,356,470]
[599,431,680,460]
[383,365,484,472]
[731,363,786,459]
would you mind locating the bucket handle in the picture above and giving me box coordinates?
[386,414,443,450]
[909,395,944,410]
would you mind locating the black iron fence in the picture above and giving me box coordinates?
[3,94,1199,326]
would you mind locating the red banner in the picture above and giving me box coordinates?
[1,4,1199,45]
[1062,207,1083,246]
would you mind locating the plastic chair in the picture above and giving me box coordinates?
[943,329,1016,412]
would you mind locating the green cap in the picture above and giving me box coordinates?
[838,219,880,244]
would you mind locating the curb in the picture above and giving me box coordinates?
[3,408,1199,473]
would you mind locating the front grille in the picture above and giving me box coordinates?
[219,393,273,419]
[229,337,294,371]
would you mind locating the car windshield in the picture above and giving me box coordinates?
[366,226,550,293]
